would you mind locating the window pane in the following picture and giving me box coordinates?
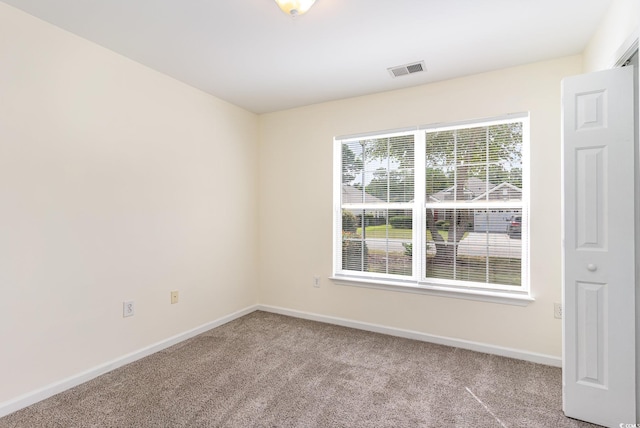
[342,135,414,204]
[341,209,412,277]
[425,124,524,203]
[487,123,523,168]
[457,126,488,166]
[425,208,471,280]
[426,165,454,202]
[342,208,366,272]
[453,127,487,202]
[486,123,523,201]
[426,131,455,202]
[341,141,366,200]
[425,208,521,285]
[426,130,455,167]
[367,210,412,276]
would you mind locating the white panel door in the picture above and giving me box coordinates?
[562,66,636,427]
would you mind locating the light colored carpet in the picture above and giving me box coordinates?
[0,311,600,427]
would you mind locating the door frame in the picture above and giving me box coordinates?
[609,29,639,423]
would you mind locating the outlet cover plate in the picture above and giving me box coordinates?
[554,302,562,319]
[123,300,135,317]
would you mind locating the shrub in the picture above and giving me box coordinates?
[402,242,412,256]
[390,216,412,229]
[342,232,368,271]
[342,210,357,233]
[364,214,386,227]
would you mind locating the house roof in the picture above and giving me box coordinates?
[429,178,521,202]
[429,178,495,202]
[342,185,385,205]
[472,182,522,201]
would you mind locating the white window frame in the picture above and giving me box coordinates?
[331,114,532,305]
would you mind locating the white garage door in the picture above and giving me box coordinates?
[473,209,521,233]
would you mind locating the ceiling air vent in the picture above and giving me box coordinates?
[388,61,426,78]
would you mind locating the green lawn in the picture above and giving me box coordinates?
[356,225,411,239]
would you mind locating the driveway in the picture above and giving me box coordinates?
[365,233,521,259]
[457,232,521,259]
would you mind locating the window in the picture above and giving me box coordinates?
[333,115,530,303]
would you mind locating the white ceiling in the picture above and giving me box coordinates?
[2,0,612,114]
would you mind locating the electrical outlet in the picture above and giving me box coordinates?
[313,276,320,288]
[554,302,562,319]
[171,291,179,304]
[123,301,135,317]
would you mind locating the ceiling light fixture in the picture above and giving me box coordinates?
[274,0,316,17]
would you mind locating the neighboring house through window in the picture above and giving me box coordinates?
[332,114,531,304]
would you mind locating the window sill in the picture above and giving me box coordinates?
[329,275,534,306]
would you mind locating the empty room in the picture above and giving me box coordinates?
[0,0,638,426]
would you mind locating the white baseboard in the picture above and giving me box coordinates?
[0,304,259,418]
[2,303,561,418]
[257,304,562,368]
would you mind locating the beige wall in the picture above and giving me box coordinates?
[0,3,259,402]
[583,0,639,71]
[3,0,636,411]
[258,56,582,358]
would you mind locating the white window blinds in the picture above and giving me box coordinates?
[334,114,528,296]
[340,133,415,277]
[424,122,524,286]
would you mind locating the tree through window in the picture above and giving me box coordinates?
[334,115,529,297]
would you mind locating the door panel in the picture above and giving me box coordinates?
[575,146,606,249]
[562,66,635,427]
[575,280,607,387]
